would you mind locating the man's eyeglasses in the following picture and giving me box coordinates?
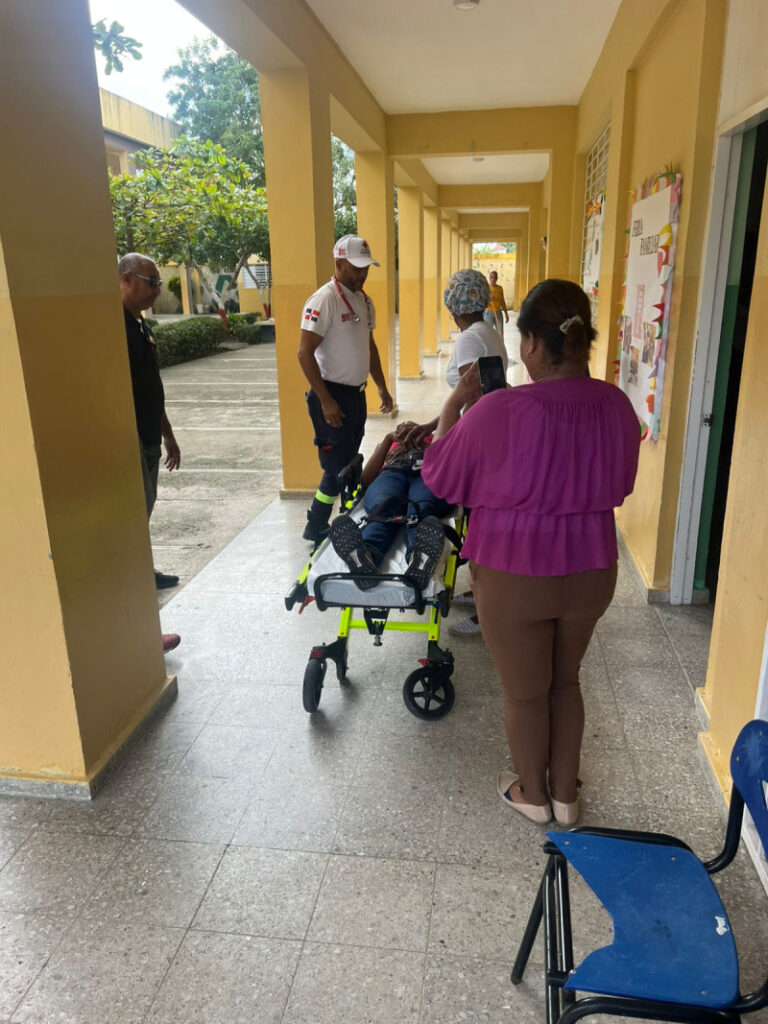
[133,273,163,288]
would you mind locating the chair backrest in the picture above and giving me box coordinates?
[730,718,768,856]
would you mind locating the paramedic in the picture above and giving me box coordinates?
[298,235,393,544]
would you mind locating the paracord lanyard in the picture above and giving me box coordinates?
[331,276,372,330]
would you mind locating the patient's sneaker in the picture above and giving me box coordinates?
[405,516,445,592]
[329,516,379,591]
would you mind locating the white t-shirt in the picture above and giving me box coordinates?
[300,278,376,386]
[445,319,509,388]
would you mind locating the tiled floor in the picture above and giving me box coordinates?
[2,328,767,1023]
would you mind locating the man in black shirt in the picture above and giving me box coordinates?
[119,253,182,652]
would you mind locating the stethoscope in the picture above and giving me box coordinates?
[331,276,372,327]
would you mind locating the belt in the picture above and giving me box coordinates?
[324,380,367,393]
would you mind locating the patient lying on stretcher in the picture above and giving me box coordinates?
[328,422,450,592]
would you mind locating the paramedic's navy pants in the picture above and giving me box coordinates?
[362,470,449,564]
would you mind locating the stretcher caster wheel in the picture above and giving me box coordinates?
[303,657,326,712]
[402,667,455,720]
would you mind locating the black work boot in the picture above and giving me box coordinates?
[302,500,332,544]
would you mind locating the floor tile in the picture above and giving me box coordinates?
[334,780,444,860]
[134,775,253,843]
[178,723,278,779]
[0,829,29,872]
[308,855,435,950]
[192,846,326,939]
[429,862,543,959]
[13,919,183,1024]
[0,832,122,917]
[282,943,423,1024]
[233,778,347,852]
[0,910,67,1019]
[83,839,224,928]
[420,954,541,1024]
[145,930,300,1024]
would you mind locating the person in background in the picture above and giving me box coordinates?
[484,269,510,336]
[421,279,639,826]
[119,253,181,654]
[298,235,394,545]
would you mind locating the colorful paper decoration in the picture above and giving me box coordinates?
[617,170,682,440]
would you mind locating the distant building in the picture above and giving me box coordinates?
[100,89,180,175]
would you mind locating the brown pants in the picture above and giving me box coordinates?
[471,561,617,805]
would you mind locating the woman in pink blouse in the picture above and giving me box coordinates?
[422,279,639,826]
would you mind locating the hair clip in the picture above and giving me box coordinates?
[559,315,583,334]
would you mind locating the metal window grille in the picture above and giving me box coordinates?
[581,123,610,322]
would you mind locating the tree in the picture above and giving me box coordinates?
[164,38,264,187]
[109,136,269,310]
[165,39,357,236]
[332,136,357,238]
[91,20,143,75]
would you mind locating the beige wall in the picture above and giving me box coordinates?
[718,0,768,126]
[578,0,726,593]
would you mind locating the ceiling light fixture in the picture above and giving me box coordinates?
[454,0,479,10]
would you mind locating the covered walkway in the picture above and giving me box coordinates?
[3,347,763,1024]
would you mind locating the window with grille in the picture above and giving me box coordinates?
[581,123,610,323]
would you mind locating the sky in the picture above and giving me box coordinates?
[88,0,217,118]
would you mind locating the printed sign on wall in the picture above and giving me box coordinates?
[582,190,605,319]
[618,172,682,441]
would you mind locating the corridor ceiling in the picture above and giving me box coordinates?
[304,0,622,115]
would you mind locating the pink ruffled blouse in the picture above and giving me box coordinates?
[421,378,640,576]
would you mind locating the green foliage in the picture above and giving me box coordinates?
[332,136,357,238]
[164,37,264,187]
[228,322,265,345]
[226,312,262,327]
[166,276,183,301]
[91,20,142,75]
[151,318,227,368]
[109,136,269,307]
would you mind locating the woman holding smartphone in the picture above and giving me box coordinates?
[421,279,640,826]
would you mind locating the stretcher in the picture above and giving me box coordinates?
[285,455,466,720]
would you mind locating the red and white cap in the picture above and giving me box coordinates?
[332,234,379,268]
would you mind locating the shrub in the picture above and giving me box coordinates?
[152,318,227,367]
[166,276,182,302]
[226,312,262,328]
[229,321,264,344]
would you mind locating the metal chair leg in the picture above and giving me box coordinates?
[511,869,547,984]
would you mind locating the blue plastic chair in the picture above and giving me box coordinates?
[512,718,768,1024]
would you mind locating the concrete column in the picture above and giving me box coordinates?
[547,151,575,278]
[422,206,440,356]
[260,67,335,491]
[439,215,452,341]
[356,149,396,412]
[514,241,524,310]
[397,186,424,378]
[0,0,172,794]
[451,226,460,276]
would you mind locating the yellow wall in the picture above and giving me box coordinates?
[1,0,171,787]
[578,0,726,592]
[99,90,180,149]
[472,252,517,308]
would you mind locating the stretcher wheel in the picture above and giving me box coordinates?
[303,657,326,712]
[402,666,455,720]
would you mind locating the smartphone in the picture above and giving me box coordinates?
[477,355,507,394]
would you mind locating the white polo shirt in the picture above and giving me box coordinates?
[445,319,509,388]
[300,278,375,386]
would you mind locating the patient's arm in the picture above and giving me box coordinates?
[361,433,395,488]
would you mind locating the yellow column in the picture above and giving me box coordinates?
[260,68,334,492]
[397,186,424,378]
[422,206,440,356]
[451,226,460,275]
[547,144,576,279]
[439,215,452,340]
[514,241,524,310]
[356,149,397,413]
[0,0,172,793]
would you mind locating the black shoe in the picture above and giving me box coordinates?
[155,570,179,590]
[302,511,330,544]
[329,517,379,591]
[404,517,445,592]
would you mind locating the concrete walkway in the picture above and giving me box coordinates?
[1,329,766,1024]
